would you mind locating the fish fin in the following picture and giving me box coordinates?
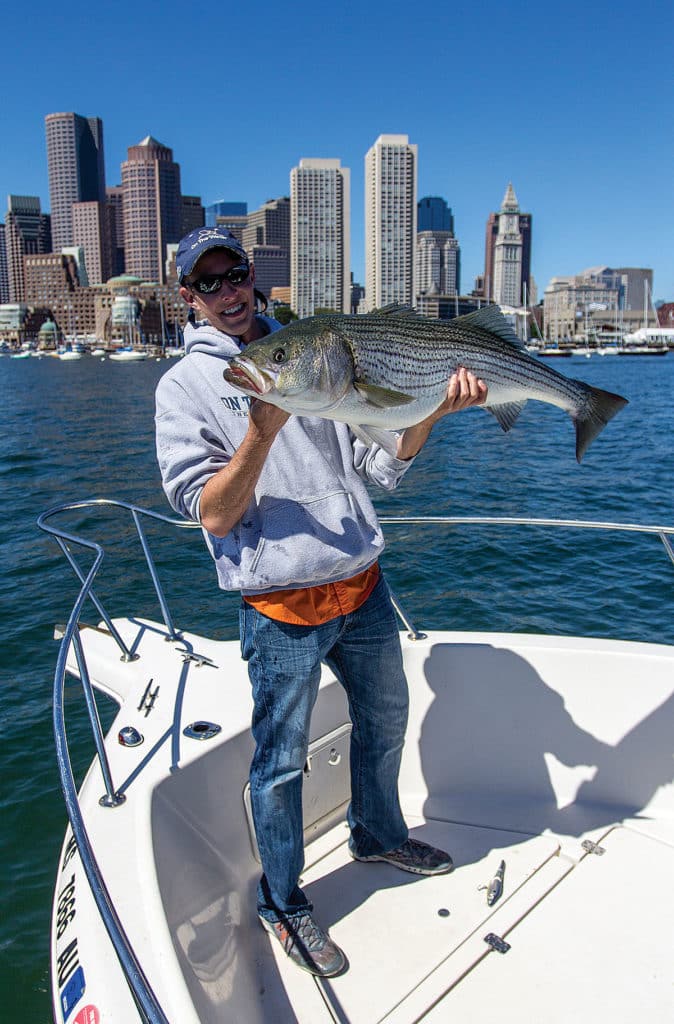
[354,381,416,408]
[351,424,400,457]
[451,305,526,350]
[485,400,528,432]
[572,383,628,462]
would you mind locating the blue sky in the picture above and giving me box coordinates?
[3,0,673,300]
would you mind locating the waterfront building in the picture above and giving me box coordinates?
[0,303,28,332]
[0,224,8,304]
[205,201,247,227]
[121,136,182,284]
[214,212,248,244]
[62,246,89,288]
[242,197,290,253]
[290,158,351,318]
[351,278,365,315]
[5,195,51,302]
[248,246,289,302]
[543,269,620,342]
[106,186,125,275]
[270,286,291,306]
[484,183,532,307]
[181,195,205,236]
[657,302,674,328]
[72,202,114,284]
[612,267,654,312]
[242,197,291,297]
[24,253,80,335]
[543,266,654,342]
[45,112,106,251]
[418,196,454,233]
[416,293,493,321]
[416,195,460,301]
[416,232,461,299]
[364,134,417,311]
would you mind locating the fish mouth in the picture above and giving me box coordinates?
[224,358,274,397]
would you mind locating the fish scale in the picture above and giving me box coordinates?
[223,304,628,463]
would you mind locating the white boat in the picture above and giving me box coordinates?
[534,347,571,358]
[39,502,674,1024]
[109,348,147,362]
[59,349,84,361]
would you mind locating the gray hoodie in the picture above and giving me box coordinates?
[155,316,416,595]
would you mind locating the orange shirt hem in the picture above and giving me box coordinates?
[243,562,380,626]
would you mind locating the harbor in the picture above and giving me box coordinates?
[1,351,672,1021]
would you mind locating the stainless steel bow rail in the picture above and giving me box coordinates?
[380,515,674,639]
[39,499,197,1024]
[38,501,674,1024]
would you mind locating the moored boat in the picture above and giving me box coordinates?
[535,347,571,357]
[617,345,668,356]
[40,501,674,1024]
[109,347,147,362]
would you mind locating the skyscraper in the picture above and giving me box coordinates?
[121,136,182,284]
[418,196,454,233]
[0,224,9,304]
[5,195,51,302]
[416,233,461,298]
[484,183,532,307]
[242,197,291,298]
[45,112,106,251]
[364,134,418,311]
[416,196,460,299]
[72,201,114,284]
[290,159,350,318]
[106,186,125,275]
[181,196,205,236]
[205,201,247,226]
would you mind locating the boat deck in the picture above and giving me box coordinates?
[53,616,674,1023]
[259,811,674,1022]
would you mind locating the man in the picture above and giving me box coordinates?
[155,227,487,977]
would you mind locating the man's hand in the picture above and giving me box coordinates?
[433,367,488,419]
[396,368,488,461]
[248,397,291,440]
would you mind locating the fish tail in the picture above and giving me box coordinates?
[573,382,628,462]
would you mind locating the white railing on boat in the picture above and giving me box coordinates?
[37,500,674,1024]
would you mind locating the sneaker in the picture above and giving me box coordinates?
[259,912,346,977]
[350,837,454,876]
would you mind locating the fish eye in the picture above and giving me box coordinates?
[272,348,286,363]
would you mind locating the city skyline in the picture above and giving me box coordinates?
[1,0,672,301]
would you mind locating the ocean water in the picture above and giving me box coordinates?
[0,351,672,1021]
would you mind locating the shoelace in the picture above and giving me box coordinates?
[395,839,435,862]
[277,914,325,953]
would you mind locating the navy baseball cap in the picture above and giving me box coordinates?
[176,227,248,282]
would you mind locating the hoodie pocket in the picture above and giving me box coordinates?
[246,490,379,589]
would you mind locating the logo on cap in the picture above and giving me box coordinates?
[190,228,232,250]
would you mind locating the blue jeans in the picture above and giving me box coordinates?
[239,573,409,922]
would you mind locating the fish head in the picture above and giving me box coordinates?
[223,318,354,414]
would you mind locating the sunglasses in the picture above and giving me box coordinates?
[188,263,250,294]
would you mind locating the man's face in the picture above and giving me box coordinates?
[180,248,258,341]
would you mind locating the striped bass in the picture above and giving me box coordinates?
[223,304,628,462]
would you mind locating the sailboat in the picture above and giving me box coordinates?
[621,281,670,354]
